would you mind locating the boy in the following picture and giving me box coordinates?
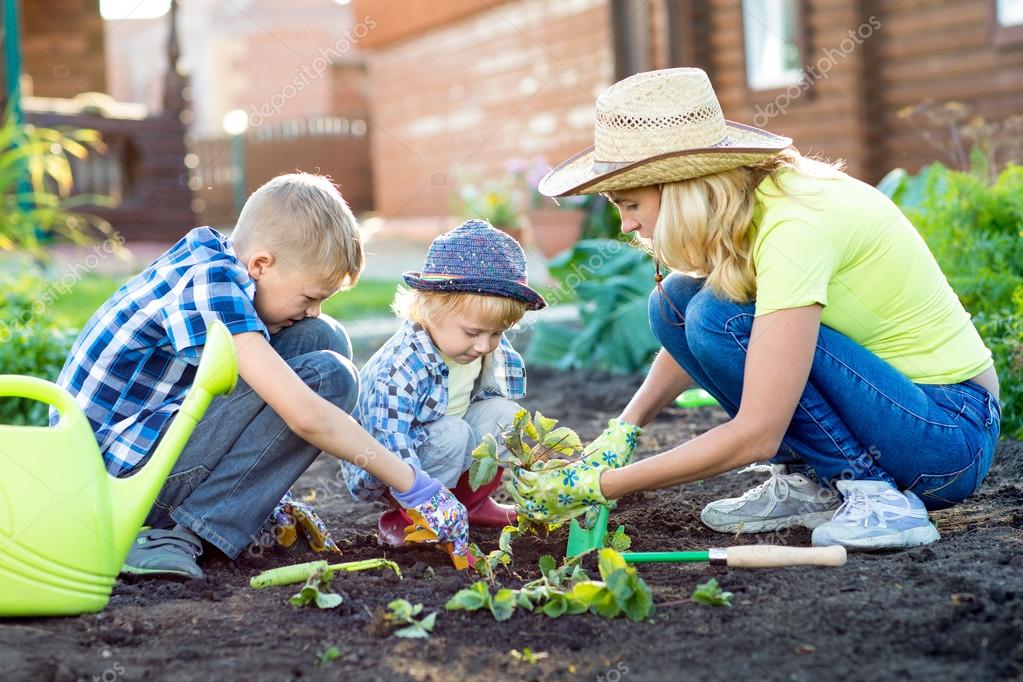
[52,173,468,579]
[341,220,547,546]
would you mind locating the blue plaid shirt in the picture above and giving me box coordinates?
[343,320,526,501]
[51,227,269,476]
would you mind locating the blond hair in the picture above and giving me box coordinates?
[232,173,364,289]
[392,287,527,329]
[641,149,845,302]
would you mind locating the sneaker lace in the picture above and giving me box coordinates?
[734,463,794,503]
[832,487,914,528]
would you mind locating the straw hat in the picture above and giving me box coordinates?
[539,68,792,197]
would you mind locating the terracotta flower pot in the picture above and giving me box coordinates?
[525,208,586,259]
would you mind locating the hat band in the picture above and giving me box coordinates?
[419,272,529,285]
[591,135,739,174]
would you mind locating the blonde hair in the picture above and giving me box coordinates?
[392,287,527,329]
[642,149,845,302]
[232,173,364,289]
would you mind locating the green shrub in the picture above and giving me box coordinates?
[881,160,1023,438]
[525,238,659,373]
[0,272,76,426]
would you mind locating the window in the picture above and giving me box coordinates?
[743,0,803,90]
[996,0,1023,26]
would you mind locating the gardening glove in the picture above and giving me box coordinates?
[269,491,341,554]
[507,458,609,525]
[580,418,641,469]
[391,466,470,561]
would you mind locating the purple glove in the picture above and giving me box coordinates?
[391,466,469,557]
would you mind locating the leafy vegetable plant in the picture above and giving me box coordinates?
[288,566,343,609]
[315,646,341,666]
[690,578,733,607]
[446,549,653,622]
[384,599,437,638]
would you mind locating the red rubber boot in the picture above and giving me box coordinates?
[377,493,413,547]
[450,468,517,527]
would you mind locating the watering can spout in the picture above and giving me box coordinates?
[109,322,238,559]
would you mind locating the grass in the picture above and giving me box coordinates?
[48,276,573,331]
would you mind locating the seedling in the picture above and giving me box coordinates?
[446,549,653,622]
[469,410,583,492]
[604,526,632,552]
[384,599,437,638]
[691,578,733,607]
[288,566,343,609]
[509,648,549,665]
[315,646,341,667]
[251,558,402,588]
[468,410,585,575]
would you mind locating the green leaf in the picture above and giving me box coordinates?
[691,578,733,607]
[533,412,557,440]
[315,646,341,667]
[622,578,654,622]
[490,588,517,621]
[597,548,628,579]
[469,455,500,491]
[445,582,491,611]
[541,427,582,455]
[314,591,343,609]
[471,433,498,460]
[541,594,568,618]
[606,527,633,552]
[605,569,635,603]
[538,554,557,578]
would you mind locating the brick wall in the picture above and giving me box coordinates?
[21,0,107,98]
[363,0,614,220]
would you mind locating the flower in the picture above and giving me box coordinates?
[562,469,579,487]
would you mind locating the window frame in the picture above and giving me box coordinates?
[740,0,809,93]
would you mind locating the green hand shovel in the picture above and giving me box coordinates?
[0,321,237,617]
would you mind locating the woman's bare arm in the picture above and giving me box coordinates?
[619,349,695,427]
[602,305,822,498]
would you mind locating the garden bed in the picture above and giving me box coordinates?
[2,368,1021,681]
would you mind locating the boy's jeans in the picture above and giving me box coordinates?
[650,274,1001,510]
[140,315,359,558]
[417,397,522,487]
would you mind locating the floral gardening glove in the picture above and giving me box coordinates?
[268,491,341,554]
[391,466,469,562]
[580,418,641,469]
[507,458,609,525]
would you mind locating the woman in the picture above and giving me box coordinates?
[510,68,1001,551]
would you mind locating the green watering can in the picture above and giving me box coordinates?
[0,320,237,617]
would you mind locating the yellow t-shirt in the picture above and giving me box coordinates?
[751,170,993,384]
[440,351,482,418]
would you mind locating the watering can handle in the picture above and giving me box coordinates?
[0,375,88,426]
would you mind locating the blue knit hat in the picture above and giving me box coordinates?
[402,219,547,311]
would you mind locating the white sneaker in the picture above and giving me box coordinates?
[700,463,839,533]
[811,480,941,551]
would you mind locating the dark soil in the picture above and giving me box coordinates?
[3,367,1022,682]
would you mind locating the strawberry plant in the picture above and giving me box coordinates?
[469,409,582,491]
[383,599,437,638]
[691,578,733,607]
[446,549,654,622]
[288,566,343,609]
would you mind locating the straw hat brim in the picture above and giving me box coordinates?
[539,121,792,197]
[403,272,548,311]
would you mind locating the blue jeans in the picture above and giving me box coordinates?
[649,274,1001,510]
[142,315,359,558]
[417,397,522,487]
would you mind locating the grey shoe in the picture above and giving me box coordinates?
[811,480,941,551]
[701,464,839,533]
[121,526,204,579]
